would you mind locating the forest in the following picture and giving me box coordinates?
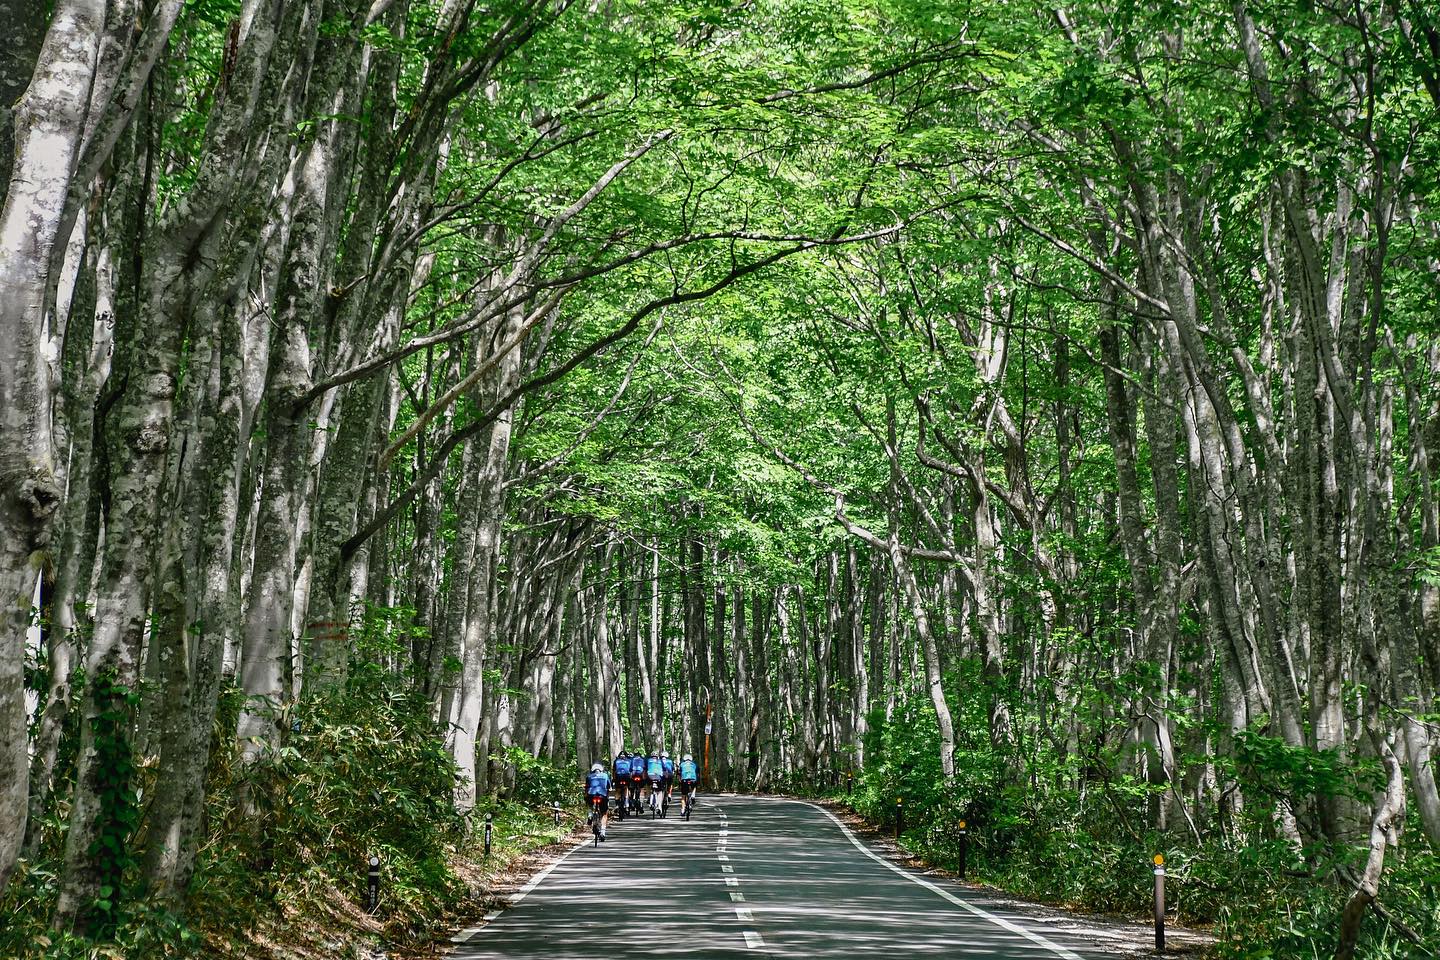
[1,0,1438,957]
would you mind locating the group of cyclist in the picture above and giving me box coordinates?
[583,748,700,841]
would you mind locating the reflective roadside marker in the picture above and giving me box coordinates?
[1153,854,1166,952]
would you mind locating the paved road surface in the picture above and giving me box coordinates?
[453,795,1109,959]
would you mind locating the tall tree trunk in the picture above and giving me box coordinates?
[0,0,110,894]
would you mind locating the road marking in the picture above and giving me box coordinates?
[450,835,590,943]
[736,907,754,921]
[744,931,765,949]
[730,891,746,902]
[722,864,734,873]
[726,877,740,887]
[718,854,730,861]
[786,800,1083,960]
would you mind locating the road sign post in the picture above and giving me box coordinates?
[1153,854,1166,952]
[366,855,380,914]
[703,702,713,786]
[895,798,903,840]
[484,813,494,858]
[552,801,561,827]
[958,820,968,879]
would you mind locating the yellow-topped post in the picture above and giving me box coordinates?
[957,819,969,879]
[1153,854,1166,952]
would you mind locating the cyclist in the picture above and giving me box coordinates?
[628,748,647,814]
[585,762,611,840]
[611,750,632,818]
[645,750,666,815]
[679,753,699,812]
[661,751,676,801]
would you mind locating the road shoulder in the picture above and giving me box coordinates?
[803,797,1217,957]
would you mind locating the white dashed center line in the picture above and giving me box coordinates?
[715,807,758,951]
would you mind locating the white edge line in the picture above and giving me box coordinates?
[451,835,591,943]
[511,835,591,906]
[786,798,1084,960]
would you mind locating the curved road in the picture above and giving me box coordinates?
[453,795,1108,958]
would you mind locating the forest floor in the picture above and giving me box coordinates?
[192,811,580,960]
[812,798,1220,957]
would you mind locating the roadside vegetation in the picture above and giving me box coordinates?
[1,632,575,959]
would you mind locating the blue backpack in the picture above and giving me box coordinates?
[613,755,632,778]
[662,757,675,777]
[586,771,610,797]
[680,759,698,780]
[646,756,664,779]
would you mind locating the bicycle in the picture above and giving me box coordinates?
[614,783,628,822]
[681,782,696,820]
[649,779,664,818]
[588,795,605,846]
[629,778,645,816]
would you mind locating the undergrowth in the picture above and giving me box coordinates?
[1,660,578,960]
[822,679,1439,960]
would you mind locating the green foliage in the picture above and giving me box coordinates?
[85,670,143,938]
[498,746,578,808]
[207,662,466,932]
[838,685,1440,959]
[0,651,470,958]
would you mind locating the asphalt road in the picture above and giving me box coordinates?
[453,795,1106,959]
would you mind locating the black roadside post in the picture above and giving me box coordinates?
[552,801,561,827]
[366,855,380,914]
[484,813,494,858]
[895,798,903,841]
[1153,854,1166,952]
[957,820,968,880]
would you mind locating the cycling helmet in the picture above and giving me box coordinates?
[591,763,604,773]
[618,749,628,757]
[662,751,670,758]
[683,754,693,762]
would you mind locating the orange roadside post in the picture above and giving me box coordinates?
[703,702,713,785]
